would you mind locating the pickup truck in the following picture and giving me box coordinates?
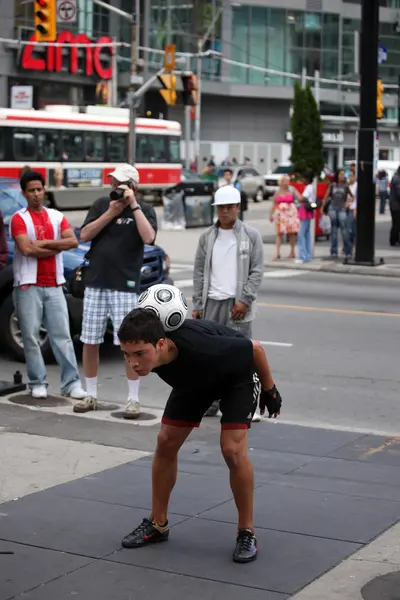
[0,182,172,362]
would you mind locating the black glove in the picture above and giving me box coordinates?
[259,385,282,418]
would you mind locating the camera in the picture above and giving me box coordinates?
[110,187,125,201]
[109,181,134,201]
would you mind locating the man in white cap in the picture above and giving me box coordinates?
[74,164,157,418]
[192,185,264,419]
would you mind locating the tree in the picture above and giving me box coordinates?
[290,82,324,178]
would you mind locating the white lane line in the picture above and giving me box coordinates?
[260,340,293,348]
[172,279,193,288]
[171,263,193,270]
[264,270,305,278]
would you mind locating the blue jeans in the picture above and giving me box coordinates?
[347,209,356,252]
[329,207,351,257]
[298,219,312,262]
[379,191,387,214]
[13,286,81,393]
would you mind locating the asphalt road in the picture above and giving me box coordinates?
[0,266,398,440]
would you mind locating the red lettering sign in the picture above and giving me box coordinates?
[21,32,113,80]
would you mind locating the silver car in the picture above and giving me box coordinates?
[219,165,265,202]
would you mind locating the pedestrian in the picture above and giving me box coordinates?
[347,169,357,254]
[389,166,400,247]
[74,164,157,418]
[0,210,8,271]
[219,167,247,219]
[269,175,301,260]
[118,308,283,563]
[10,170,86,400]
[192,185,264,420]
[296,172,315,264]
[377,170,389,215]
[322,168,354,259]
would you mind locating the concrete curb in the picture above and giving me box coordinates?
[290,521,400,599]
[264,260,400,278]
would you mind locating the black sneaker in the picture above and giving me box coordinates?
[232,529,258,563]
[121,517,169,548]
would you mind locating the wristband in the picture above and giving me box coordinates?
[132,206,141,213]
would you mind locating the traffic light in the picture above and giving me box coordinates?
[377,77,384,120]
[158,74,176,106]
[181,73,198,106]
[34,0,56,43]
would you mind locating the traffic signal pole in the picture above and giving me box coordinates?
[355,0,380,265]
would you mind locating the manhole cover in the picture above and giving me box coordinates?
[361,571,400,600]
[111,411,157,422]
[9,394,70,408]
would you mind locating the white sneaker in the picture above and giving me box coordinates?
[124,399,141,420]
[31,386,47,399]
[63,386,87,400]
[73,396,98,413]
[252,411,261,423]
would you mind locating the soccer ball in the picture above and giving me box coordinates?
[138,284,188,332]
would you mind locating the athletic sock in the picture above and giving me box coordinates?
[85,377,98,398]
[128,378,140,400]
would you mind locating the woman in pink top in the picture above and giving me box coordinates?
[270,175,301,260]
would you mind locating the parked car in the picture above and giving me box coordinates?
[0,182,172,362]
[218,165,265,202]
[264,163,335,198]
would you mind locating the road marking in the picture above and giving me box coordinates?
[363,438,400,457]
[257,301,400,318]
[263,270,305,278]
[170,263,193,270]
[260,340,293,347]
[173,279,193,288]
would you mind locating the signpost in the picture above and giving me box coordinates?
[56,0,77,23]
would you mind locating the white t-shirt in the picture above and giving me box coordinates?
[208,228,237,300]
[303,184,315,202]
[349,182,357,210]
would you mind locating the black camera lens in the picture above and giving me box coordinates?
[110,188,125,200]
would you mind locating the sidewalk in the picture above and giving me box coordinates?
[1,421,400,599]
[156,206,400,278]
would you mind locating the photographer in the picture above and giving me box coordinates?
[74,164,157,418]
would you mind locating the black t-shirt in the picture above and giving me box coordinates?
[82,197,158,293]
[153,320,254,391]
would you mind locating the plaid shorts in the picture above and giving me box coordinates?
[80,287,138,345]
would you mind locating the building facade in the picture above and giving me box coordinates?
[1,1,400,175]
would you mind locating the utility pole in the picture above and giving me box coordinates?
[128,0,141,164]
[355,0,380,265]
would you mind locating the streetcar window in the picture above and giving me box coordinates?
[38,130,60,161]
[13,129,37,161]
[136,135,168,163]
[61,132,84,161]
[169,137,181,163]
[85,132,104,161]
[106,133,127,162]
[0,129,4,160]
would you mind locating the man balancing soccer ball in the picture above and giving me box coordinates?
[117,288,282,564]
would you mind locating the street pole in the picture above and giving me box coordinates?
[128,0,140,164]
[355,0,379,265]
[195,37,202,172]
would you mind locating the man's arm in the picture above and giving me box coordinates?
[192,233,207,314]
[14,234,59,258]
[39,228,78,251]
[137,202,157,245]
[80,198,118,243]
[252,340,274,390]
[241,231,264,305]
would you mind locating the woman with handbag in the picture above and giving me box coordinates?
[296,172,316,264]
[269,175,301,260]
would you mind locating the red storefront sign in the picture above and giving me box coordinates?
[21,31,113,80]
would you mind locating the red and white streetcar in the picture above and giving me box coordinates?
[0,105,182,205]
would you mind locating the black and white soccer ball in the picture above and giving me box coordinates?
[138,284,188,332]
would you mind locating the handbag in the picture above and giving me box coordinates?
[70,263,88,299]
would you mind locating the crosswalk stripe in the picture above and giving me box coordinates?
[263,269,305,278]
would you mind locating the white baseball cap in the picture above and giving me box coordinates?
[108,164,140,185]
[212,185,241,206]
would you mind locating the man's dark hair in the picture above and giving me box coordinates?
[20,170,45,192]
[118,308,165,346]
[303,170,314,185]
[223,168,233,175]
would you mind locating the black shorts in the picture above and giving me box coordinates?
[162,373,260,430]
